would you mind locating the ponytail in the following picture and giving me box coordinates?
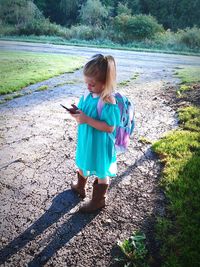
[83,54,116,103]
[101,55,116,102]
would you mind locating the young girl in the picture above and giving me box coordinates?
[71,54,120,213]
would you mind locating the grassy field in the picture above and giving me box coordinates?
[152,68,200,267]
[0,50,85,95]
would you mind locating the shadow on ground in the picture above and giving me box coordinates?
[0,189,97,265]
[0,147,163,266]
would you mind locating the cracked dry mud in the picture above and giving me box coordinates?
[0,57,179,267]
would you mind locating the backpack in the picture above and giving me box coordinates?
[97,92,135,154]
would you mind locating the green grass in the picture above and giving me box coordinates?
[175,67,200,84]
[56,80,80,86]
[35,85,49,92]
[152,69,200,267]
[119,79,131,87]
[118,74,139,87]
[179,106,200,132]
[131,73,139,80]
[0,50,85,95]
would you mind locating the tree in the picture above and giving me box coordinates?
[116,2,132,15]
[79,0,109,27]
[0,0,42,26]
[139,0,200,30]
[59,0,81,26]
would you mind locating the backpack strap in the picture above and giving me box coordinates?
[97,94,116,118]
[97,95,116,145]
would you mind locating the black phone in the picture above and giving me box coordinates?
[60,104,79,114]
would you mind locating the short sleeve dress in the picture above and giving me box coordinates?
[75,92,120,179]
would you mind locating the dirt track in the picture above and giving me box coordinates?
[0,42,199,266]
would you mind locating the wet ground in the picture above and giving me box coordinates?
[0,42,200,266]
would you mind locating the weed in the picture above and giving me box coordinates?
[139,136,152,144]
[119,80,131,87]
[176,84,191,97]
[36,85,48,92]
[116,231,149,267]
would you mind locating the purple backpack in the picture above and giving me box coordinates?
[97,93,135,153]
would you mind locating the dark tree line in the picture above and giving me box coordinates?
[33,0,200,30]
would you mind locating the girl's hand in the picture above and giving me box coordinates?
[71,110,88,124]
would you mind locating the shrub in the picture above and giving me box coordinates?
[0,21,16,35]
[113,14,164,42]
[177,27,200,49]
[17,18,71,38]
[70,25,104,40]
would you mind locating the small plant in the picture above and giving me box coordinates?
[131,73,139,80]
[139,136,152,144]
[119,80,131,86]
[116,231,149,267]
[36,85,48,92]
[176,84,191,97]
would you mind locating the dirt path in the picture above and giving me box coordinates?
[0,45,198,266]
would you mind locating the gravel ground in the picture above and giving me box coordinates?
[0,53,182,267]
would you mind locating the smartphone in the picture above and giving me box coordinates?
[60,104,79,114]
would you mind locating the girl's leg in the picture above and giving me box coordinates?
[98,176,109,184]
[78,169,87,179]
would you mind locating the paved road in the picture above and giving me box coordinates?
[0,41,199,266]
[1,40,200,74]
[0,40,199,107]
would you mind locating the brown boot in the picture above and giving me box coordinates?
[71,172,87,198]
[79,179,109,213]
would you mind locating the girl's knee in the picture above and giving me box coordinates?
[98,177,109,184]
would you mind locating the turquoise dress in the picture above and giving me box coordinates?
[76,93,120,179]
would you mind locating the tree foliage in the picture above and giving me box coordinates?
[79,0,109,27]
[30,0,200,30]
[113,14,164,41]
[0,0,200,43]
[116,2,132,16]
[139,0,200,30]
[0,0,42,26]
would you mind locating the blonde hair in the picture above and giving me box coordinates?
[83,54,116,102]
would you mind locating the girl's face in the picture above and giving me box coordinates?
[84,76,104,95]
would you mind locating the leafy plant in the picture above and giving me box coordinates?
[117,231,149,267]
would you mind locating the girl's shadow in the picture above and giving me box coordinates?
[0,189,97,265]
[1,147,157,266]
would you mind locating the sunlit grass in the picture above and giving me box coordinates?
[175,67,200,84]
[152,68,200,266]
[0,50,85,95]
